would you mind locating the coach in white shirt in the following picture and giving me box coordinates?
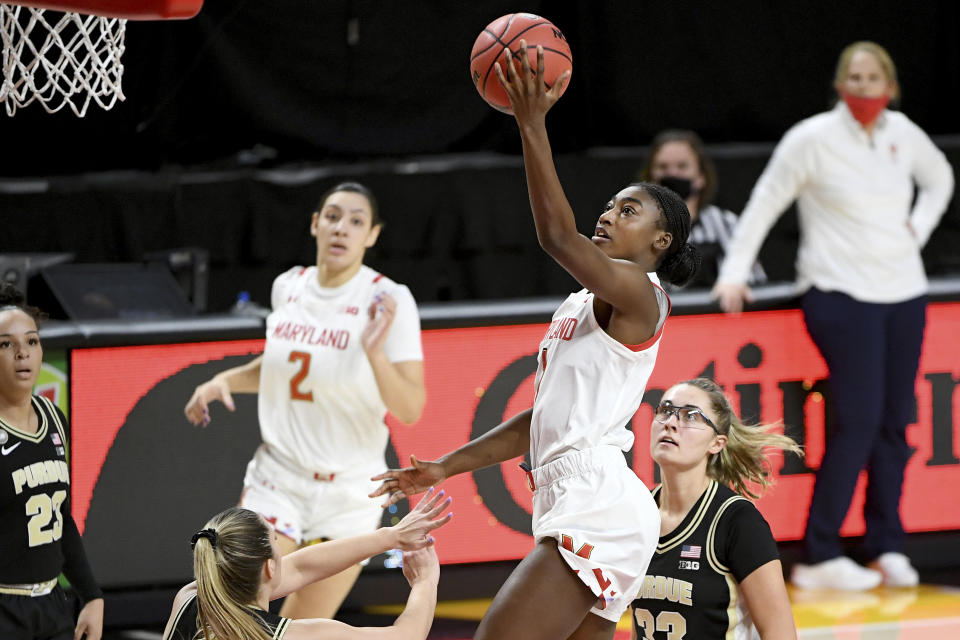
[713,41,954,591]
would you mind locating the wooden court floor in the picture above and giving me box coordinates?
[365,583,960,639]
[100,578,960,639]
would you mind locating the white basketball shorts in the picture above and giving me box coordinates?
[240,444,384,545]
[531,445,660,622]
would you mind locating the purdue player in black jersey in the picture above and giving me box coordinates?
[631,378,801,640]
[0,283,104,640]
[163,487,452,640]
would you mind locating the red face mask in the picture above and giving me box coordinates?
[842,92,890,127]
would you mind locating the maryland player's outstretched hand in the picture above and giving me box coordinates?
[390,486,453,550]
[184,376,235,427]
[494,40,571,126]
[370,455,447,507]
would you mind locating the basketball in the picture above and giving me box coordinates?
[469,13,572,114]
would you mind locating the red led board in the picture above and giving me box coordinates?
[70,305,960,566]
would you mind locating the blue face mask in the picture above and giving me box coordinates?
[658,176,694,200]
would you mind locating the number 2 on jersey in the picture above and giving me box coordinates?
[288,351,314,402]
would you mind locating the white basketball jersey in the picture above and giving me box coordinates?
[258,265,423,472]
[530,276,670,467]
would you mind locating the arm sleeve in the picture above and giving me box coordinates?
[718,500,780,583]
[382,284,423,363]
[56,405,102,603]
[717,124,812,284]
[60,507,103,603]
[908,124,955,246]
[718,208,768,285]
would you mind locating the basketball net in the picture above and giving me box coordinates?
[0,3,125,116]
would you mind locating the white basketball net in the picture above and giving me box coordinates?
[0,4,126,116]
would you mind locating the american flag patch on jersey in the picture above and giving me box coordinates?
[51,432,62,446]
[680,545,702,559]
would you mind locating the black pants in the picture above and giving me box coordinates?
[801,288,927,563]
[0,586,74,640]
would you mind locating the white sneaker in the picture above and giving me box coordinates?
[869,552,919,587]
[791,556,883,590]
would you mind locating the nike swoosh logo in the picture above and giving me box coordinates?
[1,442,21,455]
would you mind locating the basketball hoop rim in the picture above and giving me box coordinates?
[1,0,203,20]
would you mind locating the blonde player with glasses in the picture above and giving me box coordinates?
[630,378,801,640]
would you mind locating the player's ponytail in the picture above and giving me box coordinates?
[637,183,701,287]
[679,378,804,499]
[657,243,701,288]
[192,508,274,640]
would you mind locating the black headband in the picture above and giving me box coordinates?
[190,528,219,550]
[651,187,689,243]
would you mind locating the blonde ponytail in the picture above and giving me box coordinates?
[191,508,274,640]
[682,378,804,499]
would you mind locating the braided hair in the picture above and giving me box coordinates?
[634,182,701,287]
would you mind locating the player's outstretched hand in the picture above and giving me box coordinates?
[370,455,447,507]
[401,545,440,588]
[494,39,570,126]
[389,486,453,550]
[184,377,235,427]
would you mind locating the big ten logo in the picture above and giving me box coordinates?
[345,305,359,316]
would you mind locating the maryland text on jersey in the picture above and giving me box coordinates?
[271,321,350,350]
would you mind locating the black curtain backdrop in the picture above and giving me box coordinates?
[1,1,959,311]
[3,143,959,311]
[0,0,957,174]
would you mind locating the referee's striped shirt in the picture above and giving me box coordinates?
[690,204,767,286]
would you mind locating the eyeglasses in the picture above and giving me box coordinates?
[654,403,718,432]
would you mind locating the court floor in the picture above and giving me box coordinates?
[362,583,960,639]
[103,579,960,639]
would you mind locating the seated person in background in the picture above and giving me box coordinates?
[638,129,767,288]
